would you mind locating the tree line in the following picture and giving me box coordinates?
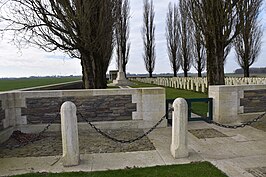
[0,0,263,88]
[164,0,263,85]
[235,67,266,74]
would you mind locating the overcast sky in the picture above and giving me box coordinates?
[0,0,265,78]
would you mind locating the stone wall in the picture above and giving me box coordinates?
[240,90,266,113]
[209,85,266,124]
[22,95,136,124]
[0,87,166,132]
[0,101,5,131]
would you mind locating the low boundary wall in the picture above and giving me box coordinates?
[0,100,5,130]
[0,88,166,143]
[209,85,266,124]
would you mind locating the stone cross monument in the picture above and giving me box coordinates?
[113,54,131,86]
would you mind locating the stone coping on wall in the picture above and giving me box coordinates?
[208,84,266,92]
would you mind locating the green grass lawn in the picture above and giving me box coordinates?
[0,77,81,91]
[131,80,207,99]
[11,162,228,177]
[131,80,208,116]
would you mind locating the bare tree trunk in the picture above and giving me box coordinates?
[206,37,225,85]
[216,50,225,85]
[207,56,225,85]
[184,70,188,77]
[80,52,108,89]
[244,66,250,77]
[197,66,202,77]
[81,55,94,89]
[173,61,177,77]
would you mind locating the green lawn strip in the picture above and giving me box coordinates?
[131,81,159,88]
[0,77,81,91]
[131,80,208,116]
[107,86,120,89]
[11,162,228,177]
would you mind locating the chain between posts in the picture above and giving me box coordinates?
[7,113,60,149]
[77,108,173,144]
[6,105,265,149]
[38,113,60,136]
[210,112,266,129]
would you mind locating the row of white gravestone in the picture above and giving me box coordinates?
[60,99,188,167]
[131,77,266,93]
[132,77,208,93]
[225,77,266,85]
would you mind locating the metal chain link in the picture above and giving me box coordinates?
[38,113,60,136]
[8,105,265,149]
[77,109,173,144]
[210,112,266,129]
[8,112,60,148]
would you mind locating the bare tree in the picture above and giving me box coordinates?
[234,0,263,77]
[0,0,118,89]
[192,25,206,77]
[166,2,180,77]
[142,0,155,78]
[115,0,130,76]
[189,2,206,77]
[179,0,192,77]
[190,0,242,85]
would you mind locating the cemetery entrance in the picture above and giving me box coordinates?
[166,98,213,125]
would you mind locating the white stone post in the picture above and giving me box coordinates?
[61,101,80,167]
[171,98,189,159]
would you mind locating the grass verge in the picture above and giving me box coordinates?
[11,162,228,177]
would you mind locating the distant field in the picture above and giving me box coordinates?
[225,73,266,77]
[0,77,81,91]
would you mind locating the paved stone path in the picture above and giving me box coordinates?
[0,129,155,158]
[247,167,266,177]
[0,121,265,177]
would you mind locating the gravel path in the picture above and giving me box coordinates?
[250,117,266,132]
[0,129,155,158]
